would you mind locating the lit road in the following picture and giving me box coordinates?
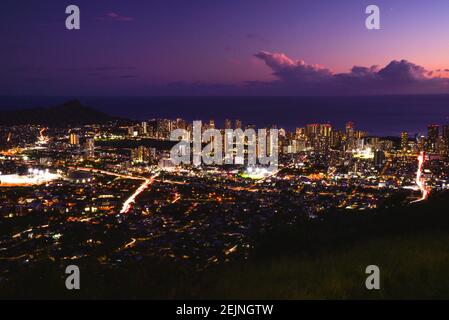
[69,166,160,213]
[412,151,429,203]
[120,172,160,214]
[69,166,146,180]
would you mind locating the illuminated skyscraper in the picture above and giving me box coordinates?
[374,149,385,168]
[69,133,80,146]
[224,119,232,130]
[417,135,426,151]
[304,124,332,153]
[85,137,95,159]
[344,122,355,151]
[401,131,409,152]
[427,124,439,153]
[141,122,148,135]
[235,119,242,130]
[156,119,172,139]
[320,124,332,137]
[305,124,319,138]
[295,127,305,139]
[443,124,449,156]
[330,130,343,149]
[132,146,151,163]
[345,122,355,137]
[175,118,187,130]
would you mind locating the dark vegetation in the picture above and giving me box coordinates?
[2,191,449,299]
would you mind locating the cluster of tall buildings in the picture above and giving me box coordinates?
[128,118,247,140]
[120,118,449,166]
[131,146,156,164]
[282,122,368,154]
[401,124,449,155]
[69,132,95,159]
[127,119,189,139]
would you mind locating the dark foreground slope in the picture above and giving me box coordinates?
[2,191,449,299]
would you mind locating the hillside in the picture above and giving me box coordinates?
[2,191,449,299]
[0,100,120,126]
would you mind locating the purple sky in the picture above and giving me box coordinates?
[1,0,449,95]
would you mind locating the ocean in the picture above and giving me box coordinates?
[1,95,449,136]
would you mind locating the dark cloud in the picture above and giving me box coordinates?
[9,66,136,73]
[96,12,135,22]
[246,33,271,45]
[254,51,332,83]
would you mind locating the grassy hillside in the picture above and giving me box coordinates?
[2,191,449,299]
[200,191,449,299]
[201,233,449,299]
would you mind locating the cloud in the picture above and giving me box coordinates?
[254,51,332,82]
[143,52,449,96]
[377,59,430,81]
[251,51,449,95]
[97,12,134,22]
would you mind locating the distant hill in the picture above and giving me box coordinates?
[0,100,121,126]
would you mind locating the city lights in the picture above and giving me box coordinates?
[0,168,60,186]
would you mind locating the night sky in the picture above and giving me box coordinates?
[1,0,449,96]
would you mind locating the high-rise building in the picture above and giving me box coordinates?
[417,135,426,151]
[443,124,449,141]
[355,130,368,139]
[304,124,332,153]
[330,130,343,149]
[141,122,148,135]
[85,137,95,159]
[278,128,286,137]
[174,118,187,131]
[156,119,172,139]
[401,131,409,152]
[345,122,355,136]
[427,124,439,153]
[69,133,80,146]
[305,124,319,138]
[224,119,232,130]
[374,149,385,168]
[321,124,332,137]
[235,119,242,130]
[131,146,151,163]
[443,124,449,156]
[345,122,355,151]
[295,127,305,139]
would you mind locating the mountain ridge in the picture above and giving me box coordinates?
[0,100,122,126]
